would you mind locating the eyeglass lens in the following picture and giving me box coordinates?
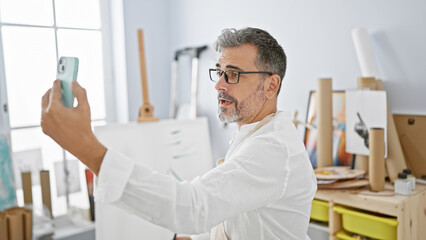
[210,70,239,84]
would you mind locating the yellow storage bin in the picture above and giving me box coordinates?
[335,230,357,240]
[333,205,398,240]
[310,199,329,222]
[335,229,373,240]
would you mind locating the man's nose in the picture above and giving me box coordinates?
[215,74,228,92]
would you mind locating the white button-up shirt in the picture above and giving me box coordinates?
[95,111,317,239]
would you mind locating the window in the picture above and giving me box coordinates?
[0,0,111,217]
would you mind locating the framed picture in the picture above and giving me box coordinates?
[303,91,354,168]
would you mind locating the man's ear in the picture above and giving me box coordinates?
[264,74,280,99]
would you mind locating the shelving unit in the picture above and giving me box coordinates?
[313,183,426,240]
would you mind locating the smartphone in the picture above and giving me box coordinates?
[57,57,79,108]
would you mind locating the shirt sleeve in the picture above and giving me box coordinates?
[95,137,288,235]
[95,149,134,203]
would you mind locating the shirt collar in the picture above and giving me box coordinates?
[230,111,288,146]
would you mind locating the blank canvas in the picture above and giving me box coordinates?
[94,118,213,240]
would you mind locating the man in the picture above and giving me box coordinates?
[41,27,317,240]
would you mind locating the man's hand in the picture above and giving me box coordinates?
[175,237,191,240]
[41,80,106,175]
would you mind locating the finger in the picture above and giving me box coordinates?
[41,88,51,110]
[49,79,62,104]
[71,81,89,107]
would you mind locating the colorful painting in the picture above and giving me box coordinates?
[0,135,16,210]
[304,91,354,168]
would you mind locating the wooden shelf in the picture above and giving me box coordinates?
[314,183,426,240]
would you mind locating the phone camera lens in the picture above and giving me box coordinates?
[61,65,65,71]
[59,59,63,64]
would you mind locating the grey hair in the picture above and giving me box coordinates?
[214,27,287,95]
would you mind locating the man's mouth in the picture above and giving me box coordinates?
[219,98,233,107]
[218,92,236,108]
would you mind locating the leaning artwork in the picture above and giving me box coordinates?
[0,135,16,210]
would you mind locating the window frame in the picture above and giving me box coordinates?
[0,0,116,134]
[0,0,119,216]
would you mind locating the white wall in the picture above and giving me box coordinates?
[122,0,171,120]
[121,0,426,161]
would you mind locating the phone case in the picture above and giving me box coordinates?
[57,57,79,108]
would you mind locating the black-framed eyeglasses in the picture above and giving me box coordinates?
[209,69,273,84]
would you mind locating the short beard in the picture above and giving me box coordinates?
[217,92,242,123]
[217,81,265,123]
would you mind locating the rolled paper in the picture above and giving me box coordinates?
[356,77,377,174]
[40,170,52,216]
[23,209,32,240]
[0,212,8,240]
[6,211,24,240]
[317,78,333,168]
[21,172,33,204]
[352,27,381,78]
[5,207,32,240]
[369,128,385,191]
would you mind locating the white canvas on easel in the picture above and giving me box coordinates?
[94,117,213,240]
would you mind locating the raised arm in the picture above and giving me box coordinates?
[41,80,106,175]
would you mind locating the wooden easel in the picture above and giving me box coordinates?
[352,28,407,183]
[376,79,407,182]
[136,29,159,122]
